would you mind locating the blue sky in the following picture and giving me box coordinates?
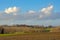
[0,0,60,26]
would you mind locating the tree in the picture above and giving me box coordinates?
[48,25,52,28]
[1,28,4,34]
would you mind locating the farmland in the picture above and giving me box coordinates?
[0,25,60,40]
[0,32,60,40]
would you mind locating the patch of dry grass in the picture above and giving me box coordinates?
[0,32,60,40]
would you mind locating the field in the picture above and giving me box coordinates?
[0,25,60,40]
[0,32,60,40]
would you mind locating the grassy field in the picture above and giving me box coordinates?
[0,26,60,40]
[0,32,60,40]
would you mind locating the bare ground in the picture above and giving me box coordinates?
[0,32,60,40]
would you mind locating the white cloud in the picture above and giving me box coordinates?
[40,5,53,15]
[39,15,43,19]
[39,5,53,19]
[13,13,17,16]
[4,6,19,14]
[27,10,35,14]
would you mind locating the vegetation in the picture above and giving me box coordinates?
[0,25,60,40]
[0,25,53,34]
[0,32,60,40]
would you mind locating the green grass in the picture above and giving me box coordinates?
[0,32,26,36]
[0,32,32,36]
[0,34,15,36]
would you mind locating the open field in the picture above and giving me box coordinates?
[0,32,60,40]
[0,25,60,40]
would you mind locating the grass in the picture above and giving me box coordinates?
[0,32,26,36]
[0,32,32,36]
[0,32,60,40]
[0,34,15,36]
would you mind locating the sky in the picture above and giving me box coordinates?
[0,0,60,26]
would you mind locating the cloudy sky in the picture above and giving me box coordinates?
[0,0,60,26]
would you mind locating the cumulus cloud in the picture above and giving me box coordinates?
[27,10,36,14]
[4,6,19,15]
[39,15,43,19]
[39,5,53,19]
[41,5,53,15]
[13,13,17,16]
[0,5,60,21]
